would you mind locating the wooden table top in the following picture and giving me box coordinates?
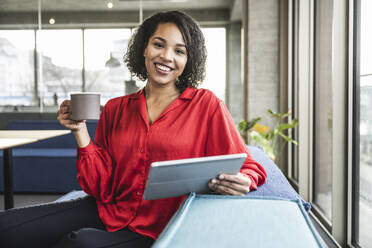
[0,130,71,149]
[0,138,38,149]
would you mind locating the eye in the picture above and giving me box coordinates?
[153,42,163,48]
[176,49,186,55]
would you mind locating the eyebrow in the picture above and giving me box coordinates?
[153,37,187,48]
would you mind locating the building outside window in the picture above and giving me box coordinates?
[0,30,35,107]
[0,28,226,112]
[0,27,226,111]
[84,29,132,105]
[358,0,372,246]
[38,29,83,106]
[201,27,226,101]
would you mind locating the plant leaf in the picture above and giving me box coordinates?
[277,131,298,145]
[238,120,247,132]
[276,121,299,131]
[246,117,261,130]
[267,109,291,119]
[238,117,261,132]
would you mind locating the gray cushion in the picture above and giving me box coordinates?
[153,193,325,248]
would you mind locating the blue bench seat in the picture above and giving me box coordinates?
[0,148,79,192]
[56,146,321,247]
[0,120,97,193]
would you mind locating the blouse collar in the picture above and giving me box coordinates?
[129,86,197,100]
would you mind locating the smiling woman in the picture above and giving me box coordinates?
[143,23,188,88]
[0,10,266,248]
[125,11,207,92]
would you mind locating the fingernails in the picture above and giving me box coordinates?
[211,179,217,184]
[219,174,224,180]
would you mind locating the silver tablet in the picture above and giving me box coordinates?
[143,153,247,200]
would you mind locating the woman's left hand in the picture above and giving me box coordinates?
[208,173,251,196]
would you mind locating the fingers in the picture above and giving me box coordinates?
[59,119,85,131]
[57,99,85,131]
[218,173,251,187]
[208,173,251,196]
[60,99,71,108]
[208,179,246,196]
[57,112,72,124]
[58,100,72,114]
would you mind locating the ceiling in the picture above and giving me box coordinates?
[0,0,234,12]
[0,0,242,27]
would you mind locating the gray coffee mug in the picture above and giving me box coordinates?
[71,93,101,120]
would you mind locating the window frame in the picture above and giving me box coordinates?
[288,0,300,189]
[350,0,360,246]
[290,0,352,246]
[311,0,334,229]
[0,24,228,112]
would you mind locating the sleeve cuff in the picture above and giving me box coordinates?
[247,175,258,191]
[77,140,96,154]
[240,171,258,191]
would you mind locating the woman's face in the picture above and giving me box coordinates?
[143,22,188,87]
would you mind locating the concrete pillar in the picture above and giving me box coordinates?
[226,22,242,125]
[245,0,280,128]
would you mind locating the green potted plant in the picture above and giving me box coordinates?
[238,109,298,164]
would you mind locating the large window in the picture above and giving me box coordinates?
[201,28,226,101]
[358,0,372,246]
[313,0,334,222]
[84,29,132,105]
[0,27,226,111]
[291,0,371,246]
[38,29,83,106]
[0,30,35,107]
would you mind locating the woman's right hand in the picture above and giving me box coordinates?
[57,100,86,132]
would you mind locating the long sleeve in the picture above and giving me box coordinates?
[205,100,267,190]
[76,100,116,203]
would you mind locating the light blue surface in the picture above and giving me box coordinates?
[55,190,87,202]
[153,193,326,248]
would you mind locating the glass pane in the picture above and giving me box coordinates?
[84,29,132,105]
[292,0,300,181]
[37,29,83,108]
[0,30,35,108]
[313,0,333,221]
[201,28,226,101]
[359,0,372,246]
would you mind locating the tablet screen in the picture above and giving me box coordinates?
[143,153,247,200]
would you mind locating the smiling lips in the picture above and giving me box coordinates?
[155,63,173,73]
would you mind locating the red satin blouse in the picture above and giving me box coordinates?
[76,87,266,239]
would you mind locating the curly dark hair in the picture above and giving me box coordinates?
[124,10,207,92]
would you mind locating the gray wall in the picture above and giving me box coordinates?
[247,0,280,128]
[226,22,242,125]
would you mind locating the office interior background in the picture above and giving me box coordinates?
[0,0,371,247]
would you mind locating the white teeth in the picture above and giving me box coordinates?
[155,63,171,72]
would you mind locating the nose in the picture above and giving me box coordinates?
[160,47,173,61]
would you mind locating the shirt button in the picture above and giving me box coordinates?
[140,148,144,153]
[136,192,141,196]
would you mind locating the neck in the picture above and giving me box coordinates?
[145,81,180,100]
